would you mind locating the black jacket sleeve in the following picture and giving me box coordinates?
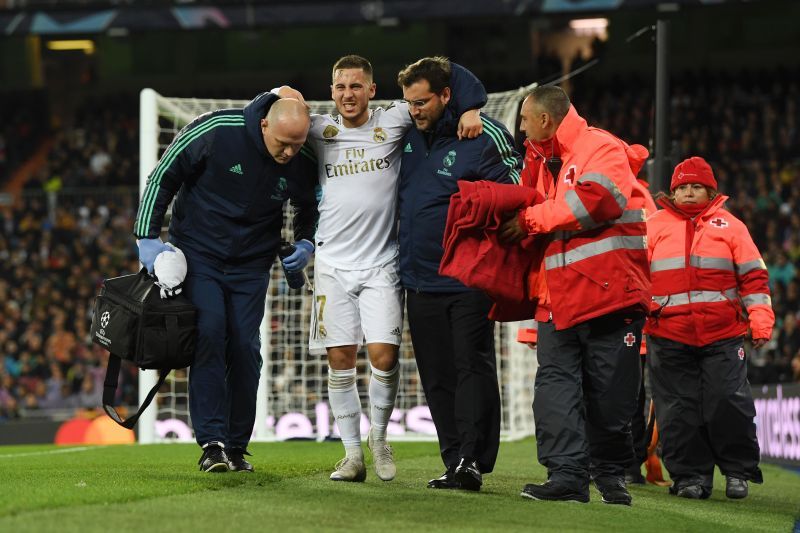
[289,145,320,243]
[448,62,488,116]
[133,113,213,238]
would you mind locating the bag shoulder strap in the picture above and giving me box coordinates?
[102,353,169,430]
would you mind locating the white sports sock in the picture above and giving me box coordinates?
[328,366,363,457]
[369,362,399,442]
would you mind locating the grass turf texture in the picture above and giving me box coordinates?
[0,438,797,532]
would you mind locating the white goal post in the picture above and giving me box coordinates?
[137,84,538,444]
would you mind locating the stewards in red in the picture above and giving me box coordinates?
[646,156,774,500]
[500,86,651,505]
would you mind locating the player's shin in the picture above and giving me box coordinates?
[368,362,399,441]
[327,366,363,458]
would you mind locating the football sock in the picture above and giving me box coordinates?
[368,362,399,442]
[328,366,362,457]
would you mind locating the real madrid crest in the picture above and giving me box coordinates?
[323,125,340,139]
[443,150,457,168]
[373,127,387,143]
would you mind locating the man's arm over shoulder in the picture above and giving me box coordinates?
[476,118,521,184]
[289,147,320,243]
[133,112,215,238]
[448,62,488,115]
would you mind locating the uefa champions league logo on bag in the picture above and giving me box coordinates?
[99,311,111,336]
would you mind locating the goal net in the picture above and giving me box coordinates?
[138,84,538,444]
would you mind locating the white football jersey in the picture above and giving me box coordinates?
[307,102,411,270]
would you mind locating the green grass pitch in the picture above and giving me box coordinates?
[0,438,797,532]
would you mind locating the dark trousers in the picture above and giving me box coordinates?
[406,290,500,473]
[184,259,268,450]
[648,335,762,489]
[630,352,648,468]
[534,312,644,487]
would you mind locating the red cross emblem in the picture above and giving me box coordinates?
[710,218,728,228]
[563,165,577,187]
[738,347,745,360]
[624,333,636,347]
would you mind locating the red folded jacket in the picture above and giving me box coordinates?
[439,180,545,322]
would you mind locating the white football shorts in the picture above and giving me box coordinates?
[309,257,404,354]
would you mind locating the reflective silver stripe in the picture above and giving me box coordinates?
[554,208,646,240]
[564,189,594,229]
[652,288,740,307]
[742,293,772,307]
[651,257,685,272]
[615,208,646,224]
[689,255,735,271]
[578,172,627,211]
[545,235,647,270]
[736,258,767,275]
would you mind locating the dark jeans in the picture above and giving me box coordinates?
[406,290,500,473]
[648,335,762,489]
[184,258,268,450]
[534,312,644,487]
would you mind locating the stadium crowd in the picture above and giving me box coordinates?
[0,94,141,419]
[1,68,800,420]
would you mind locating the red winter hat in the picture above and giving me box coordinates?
[670,156,717,191]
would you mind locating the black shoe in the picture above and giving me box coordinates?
[198,441,229,473]
[674,484,711,499]
[595,476,632,506]
[725,477,748,499]
[624,465,646,485]
[454,458,482,492]
[227,448,254,472]
[520,480,589,503]
[427,466,459,489]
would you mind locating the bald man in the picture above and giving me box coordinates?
[135,92,319,473]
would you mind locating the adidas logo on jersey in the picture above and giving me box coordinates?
[390,327,401,337]
[404,143,412,153]
[229,163,243,175]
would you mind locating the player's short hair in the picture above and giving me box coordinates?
[527,86,571,124]
[397,56,452,94]
[332,55,373,82]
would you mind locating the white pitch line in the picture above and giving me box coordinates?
[0,446,107,459]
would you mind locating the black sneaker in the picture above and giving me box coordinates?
[198,441,229,473]
[520,480,590,503]
[427,466,459,489]
[725,477,748,499]
[227,448,254,472]
[595,476,632,506]
[454,458,482,492]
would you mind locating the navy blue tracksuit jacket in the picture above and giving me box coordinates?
[398,110,522,292]
[134,91,318,271]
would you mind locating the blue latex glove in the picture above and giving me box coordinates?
[282,239,314,272]
[137,238,174,274]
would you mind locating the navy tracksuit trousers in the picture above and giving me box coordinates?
[183,256,268,450]
[406,290,501,474]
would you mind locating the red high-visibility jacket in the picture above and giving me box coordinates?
[644,194,774,346]
[518,106,651,330]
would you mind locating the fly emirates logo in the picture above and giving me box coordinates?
[325,147,391,179]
